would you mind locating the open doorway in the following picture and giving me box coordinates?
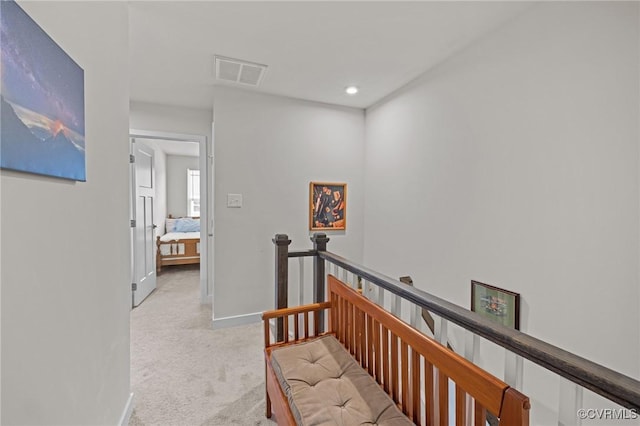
[129,129,210,307]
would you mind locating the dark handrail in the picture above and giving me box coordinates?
[319,250,640,410]
[288,250,317,258]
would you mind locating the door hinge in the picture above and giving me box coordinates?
[132,283,137,291]
[130,219,136,228]
[129,154,135,163]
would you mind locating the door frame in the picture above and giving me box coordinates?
[129,128,211,304]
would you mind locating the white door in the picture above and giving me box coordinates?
[132,139,157,306]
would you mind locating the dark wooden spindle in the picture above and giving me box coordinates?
[311,232,329,331]
[273,234,291,341]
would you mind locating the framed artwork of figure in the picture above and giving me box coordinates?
[309,182,346,231]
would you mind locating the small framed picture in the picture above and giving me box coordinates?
[471,280,520,330]
[309,182,346,231]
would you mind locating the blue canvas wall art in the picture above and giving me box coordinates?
[1,0,85,181]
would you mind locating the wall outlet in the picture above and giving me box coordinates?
[227,193,243,208]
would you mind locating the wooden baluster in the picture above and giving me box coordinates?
[345,299,350,352]
[391,332,399,403]
[342,294,346,339]
[359,307,365,364]
[311,233,329,331]
[346,300,352,354]
[367,315,374,375]
[438,370,449,426]
[335,295,340,342]
[382,325,390,395]
[474,401,486,426]
[342,298,347,345]
[283,314,289,343]
[360,312,366,369]
[355,305,362,363]
[304,311,309,339]
[354,304,359,358]
[360,309,367,366]
[351,302,357,356]
[329,293,335,333]
[411,348,421,424]
[298,257,305,306]
[294,313,299,341]
[333,294,338,339]
[425,359,435,426]
[374,319,382,382]
[273,234,291,342]
[344,298,349,346]
[344,298,349,344]
[344,299,349,352]
[401,341,410,416]
[361,312,370,371]
[313,310,319,336]
[455,384,466,426]
[337,297,344,343]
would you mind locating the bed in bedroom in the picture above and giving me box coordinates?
[156,216,201,273]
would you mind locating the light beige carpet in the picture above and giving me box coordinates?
[129,265,276,426]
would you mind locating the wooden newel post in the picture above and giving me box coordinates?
[311,232,330,332]
[273,234,291,341]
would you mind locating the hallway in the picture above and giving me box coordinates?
[129,265,274,425]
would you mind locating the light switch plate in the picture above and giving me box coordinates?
[227,193,243,208]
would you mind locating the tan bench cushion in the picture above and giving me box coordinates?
[270,335,413,426]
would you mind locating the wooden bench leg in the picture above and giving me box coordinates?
[266,389,272,418]
[265,365,272,418]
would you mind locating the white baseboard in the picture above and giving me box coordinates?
[119,392,134,426]
[212,312,262,329]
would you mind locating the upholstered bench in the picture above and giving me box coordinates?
[263,275,530,426]
[270,335,412,425]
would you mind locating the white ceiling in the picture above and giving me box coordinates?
[129,2,533,110]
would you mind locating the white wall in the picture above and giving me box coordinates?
[213,87,365,321]
[167,155,199,218]
[130,101,212,141]
[364,2,639,423]
[1,2,131,424]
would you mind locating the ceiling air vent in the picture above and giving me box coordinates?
[214,55,267,87]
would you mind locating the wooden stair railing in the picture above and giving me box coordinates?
[273,234,640,413]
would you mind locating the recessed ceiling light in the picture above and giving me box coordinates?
[345,86,359,95]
